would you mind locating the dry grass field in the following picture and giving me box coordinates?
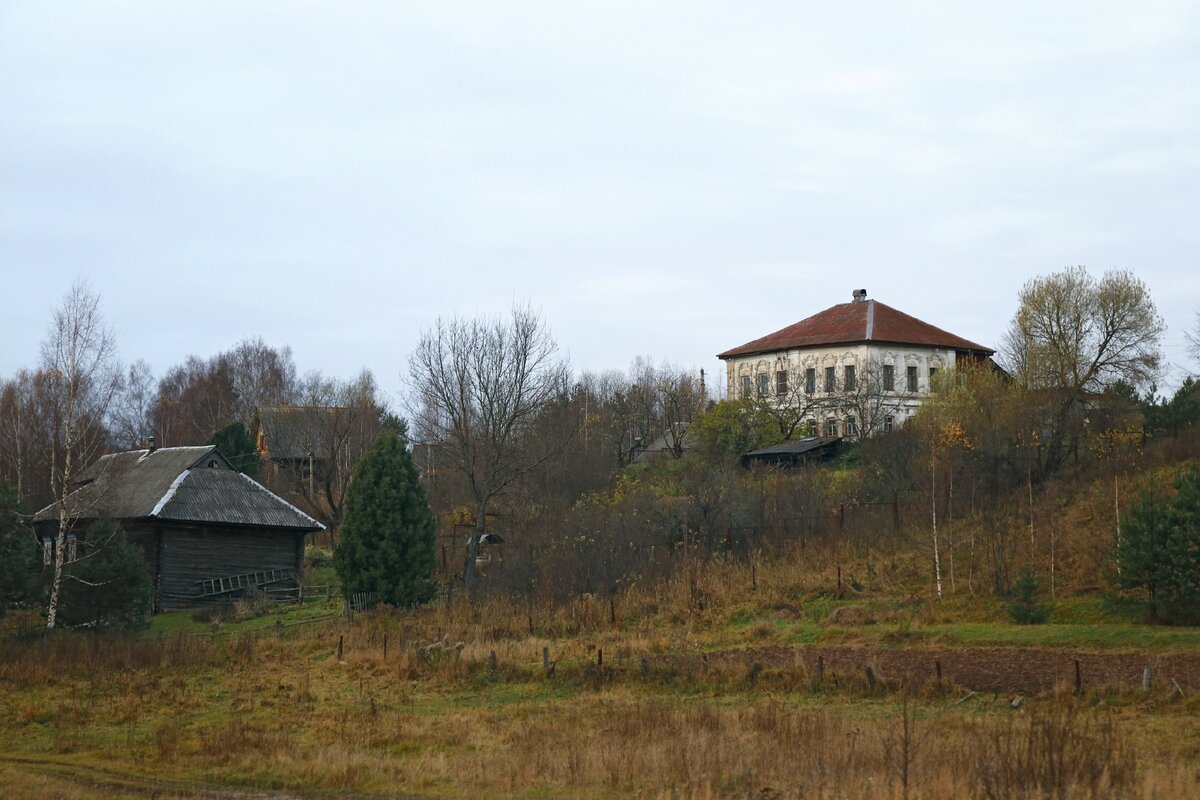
[3,552,1200,800]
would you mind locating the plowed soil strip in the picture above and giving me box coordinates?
[697,646,1200,694]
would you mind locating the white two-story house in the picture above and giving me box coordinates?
[717,289,994,438]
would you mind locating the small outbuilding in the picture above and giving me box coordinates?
[34,444,324,612]
[740,436,843,468]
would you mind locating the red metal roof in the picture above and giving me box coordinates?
[718,298,993,359]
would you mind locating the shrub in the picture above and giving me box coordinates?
[1008,566,1049,624]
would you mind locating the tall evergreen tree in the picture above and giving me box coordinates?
[334,429,436,606]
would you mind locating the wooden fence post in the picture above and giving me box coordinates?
[1074,659,1082,695]
[337,634,344,660]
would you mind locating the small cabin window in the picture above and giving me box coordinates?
[208,459,219,468]
[67,534,77,563]
[42,537,52,565]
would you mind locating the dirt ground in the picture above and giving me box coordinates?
[700,645,1200,694]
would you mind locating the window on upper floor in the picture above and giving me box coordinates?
[805,368,816,394]
[740,375,752,399]
[929,366,939,391]
[824,366,836,393]
[757,373,770,397]
[844,365,856,392]
[775,370,788,395]
[882,364,894,392]
[906,365,918,393]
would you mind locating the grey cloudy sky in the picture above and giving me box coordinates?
[3,1,1198,407]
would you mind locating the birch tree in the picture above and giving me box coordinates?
[41,280,121,629]
[407,304,570,595]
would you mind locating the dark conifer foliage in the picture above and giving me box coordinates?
[334,429,436,607]
[0,479,40,613]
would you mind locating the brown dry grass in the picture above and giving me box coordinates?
[1,610,1198,799]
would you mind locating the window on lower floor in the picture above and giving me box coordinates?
[884,415,894,432]
[807,419,817,436]
[847,416,858,437]
[825,418,838,437]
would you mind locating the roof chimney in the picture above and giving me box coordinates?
[147,435,157,453]
[852,289,867,302]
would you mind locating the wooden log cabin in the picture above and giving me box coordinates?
[33,443,324,612]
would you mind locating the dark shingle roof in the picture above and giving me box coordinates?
[34,446,322,531]
[718,299,993,359]
[743,437,840,457]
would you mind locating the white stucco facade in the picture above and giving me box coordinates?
[724,343,957,437]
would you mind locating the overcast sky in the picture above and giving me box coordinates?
[2,1,1198,408]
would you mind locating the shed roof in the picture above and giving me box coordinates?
[718,297,993,359]
[34,446,323,531]
[742,437,841,457]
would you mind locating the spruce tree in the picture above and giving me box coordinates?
[1117,462,1200,623]
[334,429,437,606]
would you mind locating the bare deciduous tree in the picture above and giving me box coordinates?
[1187,311,1200,370]
[108,359,155,449]
[408,305,570,594]
[40,280,121,629]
